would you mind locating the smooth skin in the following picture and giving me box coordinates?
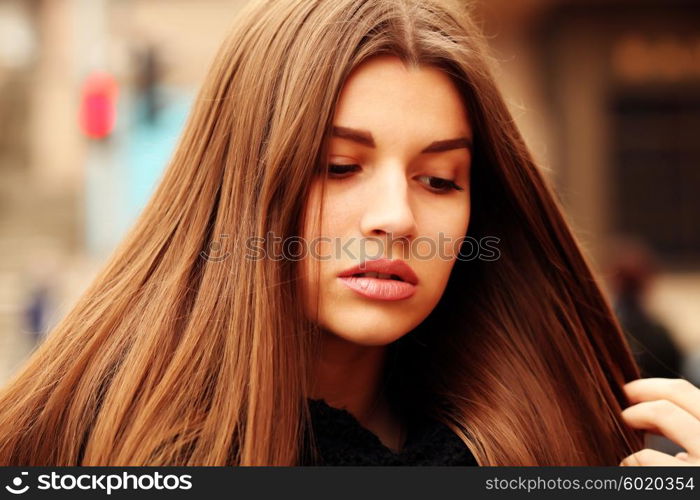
[302,55,472,348]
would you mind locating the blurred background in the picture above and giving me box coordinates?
[0,0,699,395]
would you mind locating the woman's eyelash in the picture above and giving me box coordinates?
[327,163,361,176]
[416,175,465,193]
[326,164,464,194]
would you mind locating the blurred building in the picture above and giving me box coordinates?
[0,0,699,384]
[0,0,249,382]
[472,0,700,377]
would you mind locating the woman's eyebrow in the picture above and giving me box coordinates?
[331,125,472,153]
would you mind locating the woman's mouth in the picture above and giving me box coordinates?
[338,273,416,301]
[351,272,404,280]
[337,258,418,301]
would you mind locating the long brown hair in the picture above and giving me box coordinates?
[0,0,643,465]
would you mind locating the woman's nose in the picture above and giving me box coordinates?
[359,167,417,241]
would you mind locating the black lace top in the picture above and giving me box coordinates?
[300,398,478,466]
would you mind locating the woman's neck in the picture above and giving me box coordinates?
[309,331,405,451]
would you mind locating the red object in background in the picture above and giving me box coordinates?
[79,72,119,139]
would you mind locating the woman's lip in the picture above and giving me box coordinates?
[338,276,416,301]
[337,258,419,285]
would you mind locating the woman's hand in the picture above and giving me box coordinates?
[619,377,700,466]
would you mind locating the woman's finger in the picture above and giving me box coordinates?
[620,448,688,466]
[624,378,700,421]
[676,451,689,461]
[621,399,700,456]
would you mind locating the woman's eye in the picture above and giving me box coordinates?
[416,175,465,193]
[327,163,361,177]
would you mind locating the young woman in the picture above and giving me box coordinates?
[1,0,698,466]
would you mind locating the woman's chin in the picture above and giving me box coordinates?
[309,296,433,346]
[321,316,419,347]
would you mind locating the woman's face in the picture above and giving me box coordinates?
[301,55,472,346]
